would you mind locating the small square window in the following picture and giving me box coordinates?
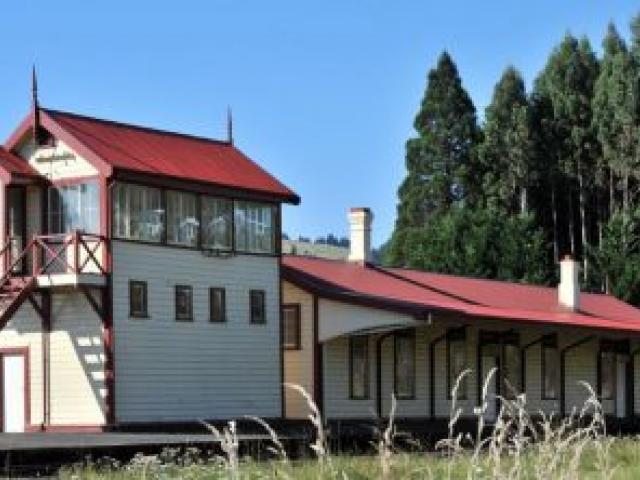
[129,281,148,318]
[282,304,301,349]
[175,285,193,321]
[210,288,226,323]
[250,290,266,324]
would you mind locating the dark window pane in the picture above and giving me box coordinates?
[600,352,616,400]
[167,190,198,247]
[129,281,148,318]
[448,339,467,399]
[202,197,233,250]
[282,305,301,349]
[175,285,193,321]
[250,290,266,324]
[234,201,276,253]
[113,183,164,242]
[210,288,226,323]
[503,344,521,398]
[350,336,369,399]
[543,346,558,399]
[395,334,415,398]
[48,181,99,234]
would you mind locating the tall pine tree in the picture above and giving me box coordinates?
[534,34,599,282]
[387,52,479,265]
[478,66,535,214]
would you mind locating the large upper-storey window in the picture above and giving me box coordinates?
[202,196,233,250]
[113,183,164,242]
[49,181,99,234]
[166,190,198,247]
[112,182,278,254]
[234,201,276,253]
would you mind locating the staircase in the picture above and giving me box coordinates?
[0,276,36,330]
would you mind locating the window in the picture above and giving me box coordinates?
[209,288,226,323]
[447,331,467,399]
[600,351,616,400]
[235,201,276,253]
[349,336,369,399]
[129,280,148,318]
[502,344,521,398]
[394,333,415,399]
[542,343,559,400]
[49,181,99,234]
[113,183,164,242]
[166,190,199,247]
[175,285,193,321]
[282,304,301,350]
[250,290,266,324]
[202,197,233,250]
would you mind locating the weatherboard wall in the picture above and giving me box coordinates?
[112,241,282,423]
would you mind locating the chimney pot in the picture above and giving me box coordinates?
[558,256,580,310]
[348,207,373,263]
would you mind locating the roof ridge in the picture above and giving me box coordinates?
[44,108,233,147]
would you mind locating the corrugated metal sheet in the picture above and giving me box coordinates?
[282,256,640,333]
[0,147,38,177]
[44,109,299,202]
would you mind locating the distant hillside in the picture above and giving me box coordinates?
[282,239,349,260]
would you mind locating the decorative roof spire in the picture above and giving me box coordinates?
[227,106,233,145]
[31,65,42,145]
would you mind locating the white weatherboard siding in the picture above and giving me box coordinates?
[112,241,281,422]
[18,135,99,181]
[318,299,419,342]
[282,283,314,419]
[49,292,106,425]
[320,311,631,420]
[0,301,43,426]
[0,292,105,428]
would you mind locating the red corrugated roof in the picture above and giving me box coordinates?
[282,256,640,333]
[39,109,299,203]
[0,146,38,178]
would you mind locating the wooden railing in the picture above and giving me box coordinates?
[0,231,109,284]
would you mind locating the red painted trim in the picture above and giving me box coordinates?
[3,113,32,151]
[4,111,113,177]
[0,347,31,432]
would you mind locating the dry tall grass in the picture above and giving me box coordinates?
[62,372,629,480]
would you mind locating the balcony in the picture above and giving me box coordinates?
[0,232,109,290]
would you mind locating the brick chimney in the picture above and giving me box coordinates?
[558,255,580,310]
[348,208,373,263]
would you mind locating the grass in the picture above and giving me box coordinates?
[58,375,640,479]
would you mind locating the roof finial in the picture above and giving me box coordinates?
[31,65,42,145]
[227,106,233,145]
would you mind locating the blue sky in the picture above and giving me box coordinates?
[1,1,639,247]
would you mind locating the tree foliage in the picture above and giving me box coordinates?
[386,13,640,301]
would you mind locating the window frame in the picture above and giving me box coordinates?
[349,336,370,400]
[129,280,148,318]
[446,329,467,400]
[394,331,416,400]
[175,285,194,322]
[209,287,227,323]
[249,290,266,324]
[48,180,100,235]
[166,189,199,248]
[282,304,302,350]
[111,181,279,256]
[541,336,559,400]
